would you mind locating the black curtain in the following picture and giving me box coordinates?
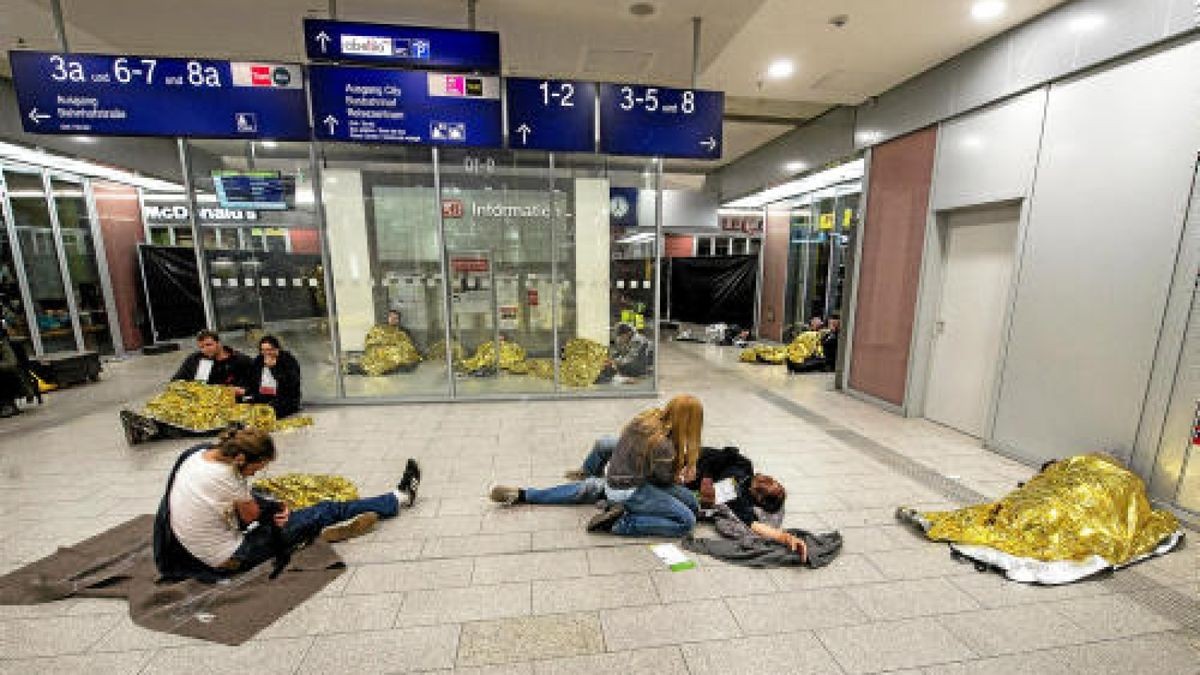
[138,244,206,341]
[668,255,757,327]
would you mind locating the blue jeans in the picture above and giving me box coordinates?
[232,492,399,567]
[580,434,618,477]
[523,434,618,505]
[612,482,699,538]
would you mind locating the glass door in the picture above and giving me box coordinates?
[0,174,35,353]
[50,176,116,354]
[439,148,556,397]
[2,167,78,354]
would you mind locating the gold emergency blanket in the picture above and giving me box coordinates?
[739,345,786,364]
[143,381,313,433]
[427,339,466,366]
[560,338,608,387]
[359,325,421,376]
[786,331,824,364]
[916,454,1179,565]
[460,340,527,373]
[252,474,359,509]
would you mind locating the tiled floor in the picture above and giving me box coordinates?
[0,342,1196,674]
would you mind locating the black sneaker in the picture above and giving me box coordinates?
[397,458,421,503]
[586,503,625,533]
[120,410,143,445]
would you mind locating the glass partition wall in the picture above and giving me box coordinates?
[0,163,121,356]
[781,180,861,327]
[179,140,661,401]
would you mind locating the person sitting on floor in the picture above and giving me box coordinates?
[121,330,257,444]
[172,329,255,392]
[349,309,422,376]
[0,321,35,418]
[489,394,704,538]
[154,426,422,581]
[244,335,302,419]
[596,322,652,383]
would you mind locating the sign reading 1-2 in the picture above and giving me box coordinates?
[599,84,722,159]
[8,50,309,139]
[505,77,595,152]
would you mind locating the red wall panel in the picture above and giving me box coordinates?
[848,128,937,406]
[93,181,145,351]
[664,235,694,258]
[288,228,321,254]
[757,208,791,341]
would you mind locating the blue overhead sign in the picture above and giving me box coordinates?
[308,65,502,147]
[505,77,595,152]
[598,84,723,159]
[8,50,309,140]
[304,19,500,72]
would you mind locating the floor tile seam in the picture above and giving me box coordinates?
[808,615,980,674]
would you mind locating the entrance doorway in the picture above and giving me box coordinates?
[924,203,1020,437]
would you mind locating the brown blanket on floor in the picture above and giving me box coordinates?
[0,515,344,646]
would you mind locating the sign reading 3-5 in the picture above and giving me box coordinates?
[599,83,723,159]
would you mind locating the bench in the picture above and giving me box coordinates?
[31,351,102,388]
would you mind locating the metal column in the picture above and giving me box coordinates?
[549,153,561,392]
[177,139,216,330]
[433,148,457,398]
[652,158,663,393]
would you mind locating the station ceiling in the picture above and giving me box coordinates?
[0,0,1067,174]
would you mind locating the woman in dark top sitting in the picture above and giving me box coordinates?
[246,335,302,418]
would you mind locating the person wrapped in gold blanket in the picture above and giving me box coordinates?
[896,453,1183,584]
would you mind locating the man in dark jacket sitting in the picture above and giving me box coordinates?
[172,329,254,393]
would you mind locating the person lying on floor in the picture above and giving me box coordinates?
[895,452,1182,584]
[154,426,421,581]
[489,394,704,537]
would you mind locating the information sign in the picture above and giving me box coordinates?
[304,19,500,71]
[598,83,723,159]
[8,50,308,139]
[308,65,502,147]
[504,77,595,152]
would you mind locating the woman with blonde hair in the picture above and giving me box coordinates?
[489,394,704,537]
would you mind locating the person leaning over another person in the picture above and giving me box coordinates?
[490,394,704,538]
[244,335,302,419]
[154,426,422,581]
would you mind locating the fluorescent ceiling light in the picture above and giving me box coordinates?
[766,59,794,79]
[971,1,1006,21]
[1068,14,1105,32]
[784,161,807,173]
[722,158,866,209]
[0,140,184,193]
[260,140,278,149]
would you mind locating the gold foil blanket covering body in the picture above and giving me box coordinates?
[143,381,313,433]
[359,325,422,376]
[918,454,1179,564]
[253,474,359,509]
[739,330,824,365]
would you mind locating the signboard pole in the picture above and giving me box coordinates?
[433,148,457,397]
[653,157,663,394]
[177,138,216,330]
[306,139,346,398]
[691,17,701,88]
[549,153,561,392]
[467,0,477,29]
[49,0,69,51]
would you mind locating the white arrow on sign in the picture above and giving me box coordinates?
[323,115,339,134]
[315,31,331,53]
[515,123,531,144]
[700,136,717,151]
[28,108,50,124]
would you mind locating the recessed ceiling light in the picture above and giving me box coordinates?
[767,59,794,79]
[784,161,807,173]
[1068,14,1106,32]
[971,1,1006,21]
